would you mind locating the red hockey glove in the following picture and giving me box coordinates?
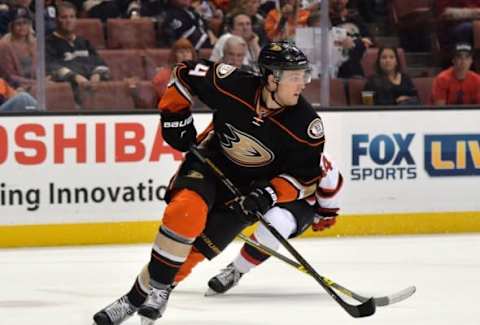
[161,110,197,152]
[312,215,336,232]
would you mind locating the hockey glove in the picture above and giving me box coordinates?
[312,216,336,231]
[161,110,197,152]
[311,207,339,231]
[238,184,278,219]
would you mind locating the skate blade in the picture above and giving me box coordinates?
[140,316,156,325]
[204,288,222,297]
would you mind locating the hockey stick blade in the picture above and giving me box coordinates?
[238,233,415,307]
[190,146,376,318]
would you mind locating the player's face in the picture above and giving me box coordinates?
[275,70,310,106]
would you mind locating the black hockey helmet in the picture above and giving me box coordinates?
[258,41,310,81]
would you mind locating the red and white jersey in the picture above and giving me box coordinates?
[306,153,343,217]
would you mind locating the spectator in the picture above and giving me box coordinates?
[160,0,215,49]
[46,2,110,85]
[432,43,480,105]
[330,0,372,79]
[221,35,253,72]
[152,38,197,100]
[0,7,36,89]
[0,77,39,112]
[82,0,122,22]
[227,0,268,46]
[210,12,260,70]
[46,2,110,107]
[363,47,419,106]
[0,0,32,36]
[264,0,310,42]
[436,0,480,55]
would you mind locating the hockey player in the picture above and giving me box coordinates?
[93,41,325,325]
[205,153,342,295]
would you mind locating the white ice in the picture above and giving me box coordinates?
[1,234,479,325]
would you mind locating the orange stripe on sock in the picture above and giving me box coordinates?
[174,247,205,283]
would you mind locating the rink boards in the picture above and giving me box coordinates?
[0,109,479,247]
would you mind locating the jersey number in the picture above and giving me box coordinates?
[188,64,209,77]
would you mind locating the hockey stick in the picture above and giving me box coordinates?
[237,233,416,307]
[190,145,376,318]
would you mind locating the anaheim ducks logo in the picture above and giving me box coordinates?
[270,44,282,51]
[219,123,274,167]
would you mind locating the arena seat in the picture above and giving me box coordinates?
[391,0,432,27]
[106,18,156,49]
[362,48,407,78]
[98,49,146,80]
[347,79,367,106]
[30,82,77,112]
[412,77,433,105]
[302,79,347,106]
[79,81,135,110]
[74,18,105,49]
[144,49,171,79]
[134,81,158,109]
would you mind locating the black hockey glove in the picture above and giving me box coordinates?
[161,110,197,152]
[231,184,277,222]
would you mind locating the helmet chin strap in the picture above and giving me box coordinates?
[268,81,284,108]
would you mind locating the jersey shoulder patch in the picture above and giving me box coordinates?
[215,63,236,79]
[273,97,325,146]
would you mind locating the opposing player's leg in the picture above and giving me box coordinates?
[206,201,315,295]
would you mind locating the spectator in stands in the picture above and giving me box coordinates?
[210,12,260,70]
[330,0,373,79]
[436,0,480,56]
[0,7,36,89]
[46,2,110,107]
[152,38,197,100]
[264,0,310,42]
[221,35,254,72]
[0,0,32,36]
[82,0,122,22]
[363,47,419,106]
[160,0,215,50]
[432,43,480,105]
[227,0,268,46]
[46,2,110,85]
[0,77,39,112]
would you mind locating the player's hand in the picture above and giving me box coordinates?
[311,215,336,231]
[161,110,197,152]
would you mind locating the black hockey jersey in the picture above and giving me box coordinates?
[159,60,325,202]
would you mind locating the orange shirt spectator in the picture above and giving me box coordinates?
[264,0,309,41]
[152,38,197,100]
[432,43,480,105]
[0,78,16,102]
[432,68,480,105]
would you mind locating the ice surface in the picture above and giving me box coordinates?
[1,234,479,325]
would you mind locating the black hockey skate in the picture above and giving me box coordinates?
[93,295,137,325]
[137,284,173,325]
[205,263,244,296]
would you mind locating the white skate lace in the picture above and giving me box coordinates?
[216,264,242,286]
[105,296,135,322]
[144,286,171,309]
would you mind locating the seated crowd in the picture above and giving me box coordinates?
[0,0,479,111]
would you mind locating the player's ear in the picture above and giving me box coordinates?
[266,74,277,90]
